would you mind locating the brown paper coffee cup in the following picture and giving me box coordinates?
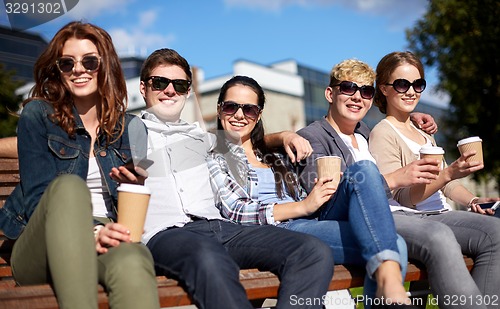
[419,146,445,174]
[316,156,341,188]
[117,184,151,242]
[457,137,483,164]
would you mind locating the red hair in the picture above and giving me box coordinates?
[26,21,127,144]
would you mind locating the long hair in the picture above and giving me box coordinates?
[215,75,299,199]
[26,21,127,144]
[374,51,425,114]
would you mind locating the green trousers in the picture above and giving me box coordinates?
[11,174,160,309]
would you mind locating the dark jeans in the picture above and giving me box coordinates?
[146,219,334,309]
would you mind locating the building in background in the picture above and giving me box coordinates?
[120,56,145,80]
[195,59,446,145]
[0,25,47,83]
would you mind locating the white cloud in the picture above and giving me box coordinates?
[139,10,157,28]
[64,3,172,59]
[109,28,175,57]
[106,8,174,57]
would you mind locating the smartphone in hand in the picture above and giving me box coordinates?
[478,201,500,210]
[121,157,154,176]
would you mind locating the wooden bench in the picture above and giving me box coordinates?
[0,157,474,308]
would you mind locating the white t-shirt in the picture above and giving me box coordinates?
[87,157,112,218]
[382,119,451,212]
[337,132,377,163]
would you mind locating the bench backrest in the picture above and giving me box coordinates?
[0,158,19,209]
[0,159,19,282]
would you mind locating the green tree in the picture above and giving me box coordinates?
[407,0,500,192]
[0,63,22,137]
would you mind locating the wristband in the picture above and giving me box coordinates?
[467,197,479,211]
[93,225,104,240]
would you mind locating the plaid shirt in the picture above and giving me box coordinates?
[208,141,307,225]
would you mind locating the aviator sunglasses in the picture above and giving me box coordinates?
[333,81,376,99]
[145,76,191,94]
[56,55,101,73]
[219,101,262,120]
[385,78,426,93]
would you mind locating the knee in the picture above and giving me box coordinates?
[107,243,156,277]
[46,175,89,203]
[345,160,381,183]
[44,174,91,214]
[299,235,335,269]
[418,223,461,258]
[49,174,86,193]
[477,218,500,252]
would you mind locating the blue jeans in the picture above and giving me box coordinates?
[394,210,500,309]
[281,161,406,307]
[146,219,334,309]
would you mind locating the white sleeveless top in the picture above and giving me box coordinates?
[87,157,113,218]
[383,119,451,212]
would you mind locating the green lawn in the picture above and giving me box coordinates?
[349,284,439,309]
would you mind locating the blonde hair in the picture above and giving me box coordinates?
[329,59,376,87]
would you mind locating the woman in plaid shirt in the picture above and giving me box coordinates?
[208,75,419,309]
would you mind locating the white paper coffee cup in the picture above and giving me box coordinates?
[315,156,341,188]
[457,136,483,163]
[419,146,445,173]
[117,184,151,242]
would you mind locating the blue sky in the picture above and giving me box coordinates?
[0,0,447,106]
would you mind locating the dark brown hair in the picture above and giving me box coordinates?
[26,21,127,144]
[216,75,299,200]
[374,51,425,114]
[140,48,192,82]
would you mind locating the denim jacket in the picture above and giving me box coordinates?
[0,100,147,239]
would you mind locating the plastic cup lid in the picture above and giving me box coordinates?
[315,156,341,161]
[117,183,151,194]
[457,136,482,146]
[419,146,445,155]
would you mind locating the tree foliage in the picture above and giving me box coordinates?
[407,0,500,191]
[0,63,22,137]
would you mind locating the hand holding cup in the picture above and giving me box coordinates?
[315,156,342,188]
[457,136,483,164]
[117,184,151,242]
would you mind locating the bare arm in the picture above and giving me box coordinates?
[0,136,18,158]
[273,178,336,221]
[408,150,483,205]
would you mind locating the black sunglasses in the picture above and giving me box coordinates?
[332,81,375,99]
[145,76,191,94]
[219,101,262,120]
[56,55,101,73]
[385,78,426,93]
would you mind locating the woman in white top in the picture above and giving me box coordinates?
[370,51,500,309]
